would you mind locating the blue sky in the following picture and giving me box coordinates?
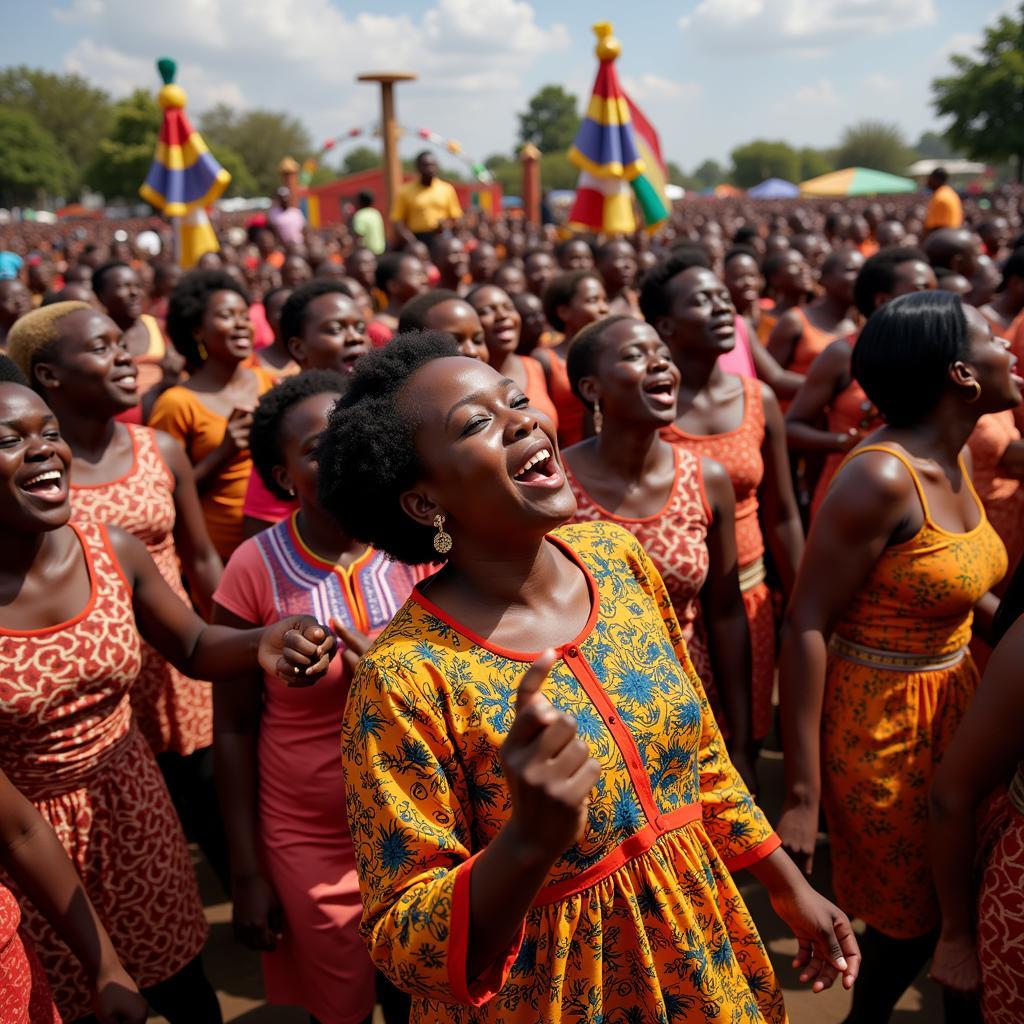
[0,0,1009,172]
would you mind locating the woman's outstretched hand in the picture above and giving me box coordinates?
[258,616,336,684]
[770,882,860,992]
[500,650,601,867]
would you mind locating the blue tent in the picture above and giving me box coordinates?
[748,177,800,199]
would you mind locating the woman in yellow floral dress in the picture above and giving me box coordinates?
[317,330,859,1023]
[778,291,1018,1022]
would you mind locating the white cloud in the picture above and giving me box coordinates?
[48,0,570,162]
[864,73,898,93]
[621,74,702,103]
[793,78,839,105]
[680,0,936,55]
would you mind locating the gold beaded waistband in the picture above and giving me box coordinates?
[1010,767,1024,817]
[738,556,767,593]
[829,634,967,672]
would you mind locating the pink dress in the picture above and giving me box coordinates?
[718,315,756,379]
[213,513,426,1024]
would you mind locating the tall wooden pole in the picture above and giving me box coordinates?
[357,72,416,245]
[521,143,541,227]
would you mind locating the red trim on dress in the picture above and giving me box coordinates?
[410,533,600,662]
[723,833,781,873]
[69,423,139,490]
[0,525,98,637]
[448,852,526,1006]
[562,447,682,525]
[533,804,702,906]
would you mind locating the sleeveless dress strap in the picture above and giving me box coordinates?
[837,443,933,521]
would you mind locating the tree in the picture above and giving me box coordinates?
[914,131,957,160]
[208,143,257,198]
[518,85,580,154]
[0,67,112,191]
[0,107,71,205]
[692,159,727,189]
[833,121,915,174]
[84,89,160,202]
[730,140,800,188]
[666,160,686,185]
[933,6,1024,180]
[341,146,381,175]
[483,153,520,195]
[199,107,313,194]
[798,147,834,181]
[539,152,579,191]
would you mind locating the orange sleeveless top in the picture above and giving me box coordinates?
[789,308,836,378]
[662,376,765,568]
[520,354,559,431]
[832,444,1007,656]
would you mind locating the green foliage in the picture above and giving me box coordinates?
[691,159,727,189]
[84,89,161,202]
[539,151,579,190]
[798,147,834,181]
[518,84,580,154]
[0,67,112,190]
[208,143,257,197]
[666,160,686,185]
[199,105,313,194]
[730,140,800,188]
[833,121,915,175]
[933,5,1024,180]
[0,106,71,204]
[483,153,520,195]
[914,131,957,160]
[340,146,381,174]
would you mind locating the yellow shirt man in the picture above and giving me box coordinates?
[391,152,463,241]
[924,170,963,231]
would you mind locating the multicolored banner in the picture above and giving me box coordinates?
[568,23,669,234]
[139,58,230,267]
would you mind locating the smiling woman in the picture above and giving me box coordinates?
[150,270,277,560]
[0,355,333,1022]
[314,331,860,1024]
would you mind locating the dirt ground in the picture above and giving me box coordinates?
[160,746,939,1024]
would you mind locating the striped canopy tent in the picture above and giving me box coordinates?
[139,58,231,267]
[800,167,916,197]
[567,22,668,234]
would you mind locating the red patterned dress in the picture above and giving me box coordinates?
[662,376,775,740]
[0,884,60,1024]
[0,521,208,1020]
[71,424,211,755]
[566,447,718,708]
[978,770,1024,1023]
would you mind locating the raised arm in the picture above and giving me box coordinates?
[777,451,910,873]
[107,526,333,683]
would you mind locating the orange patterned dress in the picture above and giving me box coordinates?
[978,769,1024,1024]
[821,445,1006,938]
[342,521,785,1024]
[662,376,775,739]
[71,424,212,755]
[0,521,208,1019]
[566,447,719,715]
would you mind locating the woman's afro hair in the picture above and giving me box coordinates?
[316,330,461,564]
[250,369,348,500]
[166,269,250,368]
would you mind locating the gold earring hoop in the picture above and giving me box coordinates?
[965,380,982,404]
[592,402,603,435]
[432,514,453,554]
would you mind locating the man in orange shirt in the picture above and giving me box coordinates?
[923,167,963,232]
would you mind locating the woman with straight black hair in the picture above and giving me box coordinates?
[778,290,1021,1022]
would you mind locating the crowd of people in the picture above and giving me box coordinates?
[1,161,1023,1024]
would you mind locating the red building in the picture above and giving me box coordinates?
[304,167,502,228]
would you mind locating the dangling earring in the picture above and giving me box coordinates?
[432,514,453,554]
[965,380,982,404]
[593,402,603,435]
[196,339,208,361]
